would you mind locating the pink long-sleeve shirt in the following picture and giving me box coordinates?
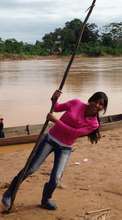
[48,99,99,147]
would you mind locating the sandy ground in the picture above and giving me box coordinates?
[0,126,122,220]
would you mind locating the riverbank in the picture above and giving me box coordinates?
[0,53,122,61]
[0,125,122,220]
[0,54,61,61]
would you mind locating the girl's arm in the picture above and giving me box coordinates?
[56,119,99,137]
[51,90,70,112]
[47,113,99,137]
[53,101,71,112]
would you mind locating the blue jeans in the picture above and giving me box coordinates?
[6,134,72,200]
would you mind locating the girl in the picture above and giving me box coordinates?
[2,90,108,211]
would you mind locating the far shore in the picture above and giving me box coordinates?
[0,54,122,61]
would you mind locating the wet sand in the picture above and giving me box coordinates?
[0,126,122,220]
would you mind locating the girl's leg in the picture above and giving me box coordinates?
[2,134,53,209]
[41,146,71,210]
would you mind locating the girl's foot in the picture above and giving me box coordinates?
[1,191,12,212]
[41,199,57,210]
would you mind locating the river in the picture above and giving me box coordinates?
[0,56,122,127]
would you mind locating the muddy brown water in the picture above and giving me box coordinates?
[0,56,122,127]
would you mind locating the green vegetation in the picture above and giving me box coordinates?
[0,20,122,58]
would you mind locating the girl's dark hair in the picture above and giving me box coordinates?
[87,92,108,144]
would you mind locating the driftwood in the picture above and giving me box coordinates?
[104,189,122,197]
[83,208,111,220]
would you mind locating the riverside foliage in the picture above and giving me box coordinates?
[0,19,122,57]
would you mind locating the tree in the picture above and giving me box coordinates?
[101,22,122,46]
[0,38,5,53]
[42,19,99,55]
[101,33,113,47]
[4,39,23,54]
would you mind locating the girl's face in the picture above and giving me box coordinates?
[88,98,105,116]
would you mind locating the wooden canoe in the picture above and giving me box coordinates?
[0,114,122,146]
